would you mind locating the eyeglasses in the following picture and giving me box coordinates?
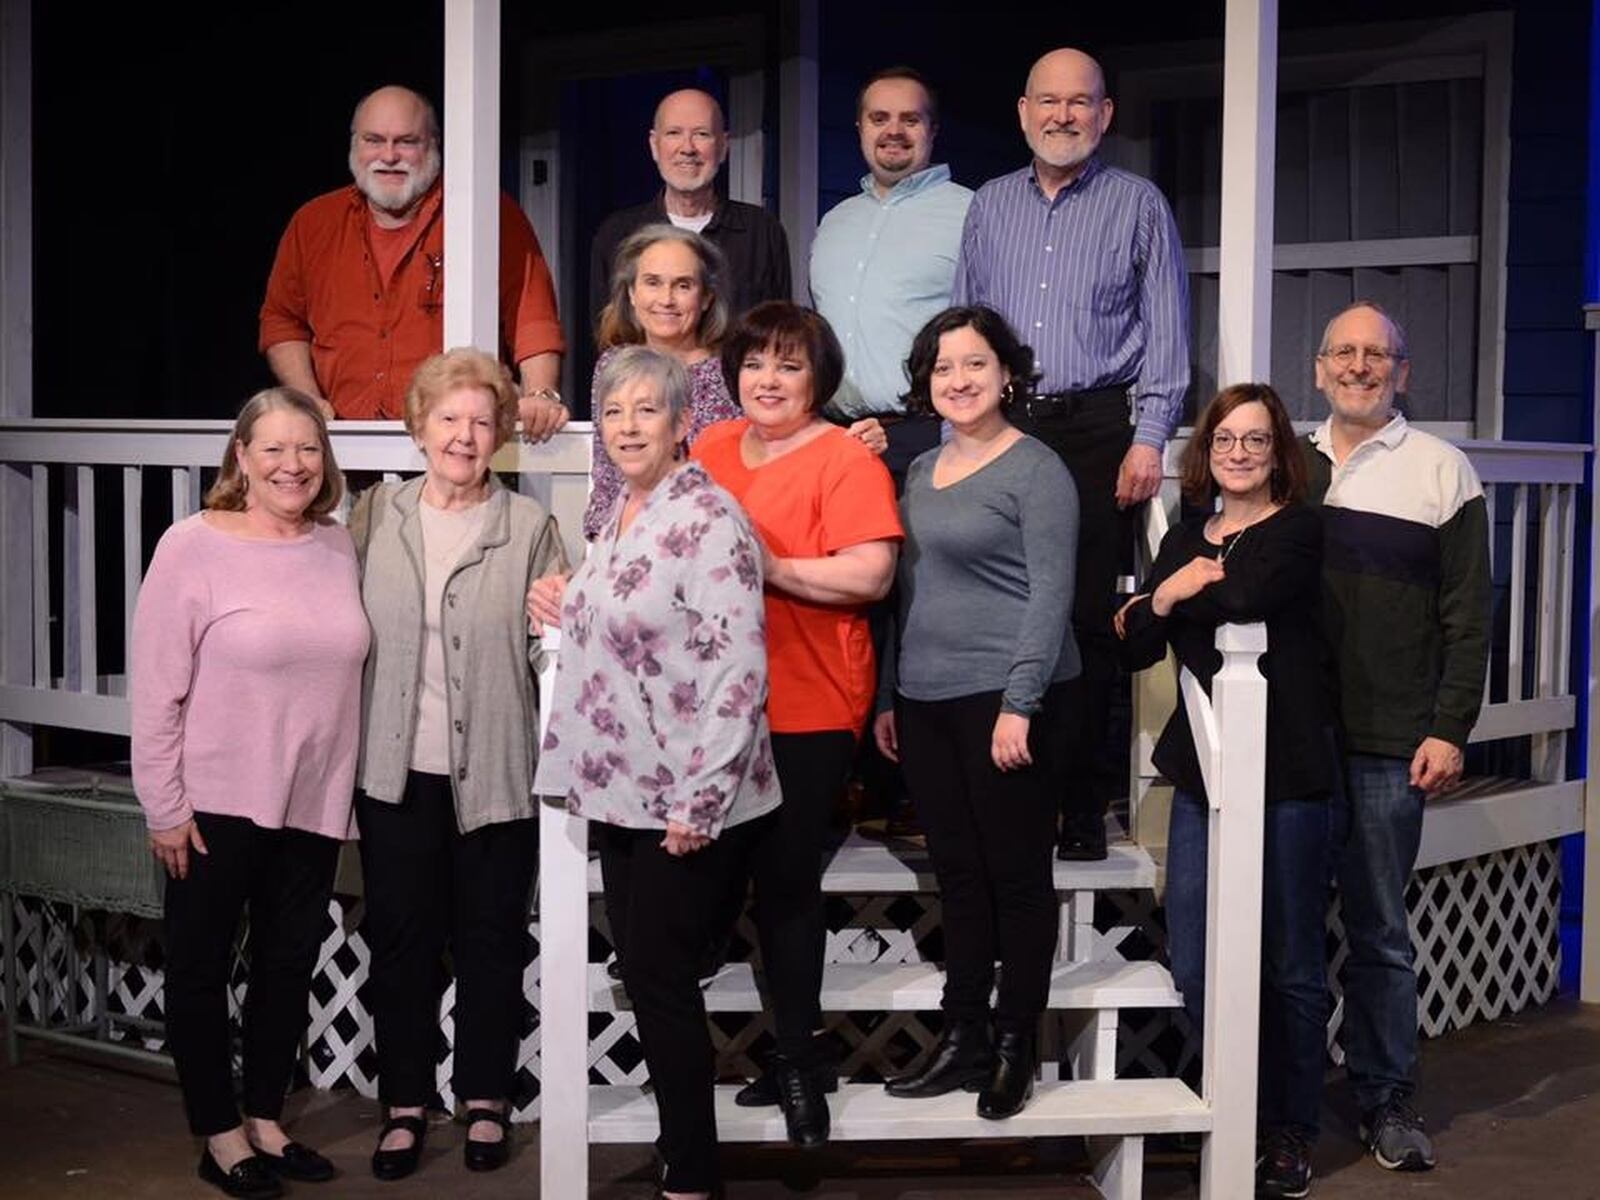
[1319,344,1402,369]
[1210,430,1273,455]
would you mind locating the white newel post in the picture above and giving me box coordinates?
[442,0,501,355]
[1198,622,1268,1199]
[536,629,590,1197]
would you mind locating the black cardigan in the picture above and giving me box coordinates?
[1121,502,1337,803]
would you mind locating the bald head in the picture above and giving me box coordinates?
[1018,48,1112,187]
[348,85,441,223]
[649,89,729,200]
[351,85,439,142]
[1025,48,1106,100]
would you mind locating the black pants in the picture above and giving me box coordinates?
[356,773,538,1107]
[746,730,856,1058]
[894,688,1066,1033]
[1018,397,1136,835]
[163,812,340,1136]
[597,822,754,1193]
[881,415,943,491]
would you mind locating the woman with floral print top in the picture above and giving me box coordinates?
[533,346,778,1200]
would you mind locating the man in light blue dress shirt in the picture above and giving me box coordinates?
[810,67,973,485]
[955,47,1191,860]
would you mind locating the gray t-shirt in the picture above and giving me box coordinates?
[892,434,1080,714]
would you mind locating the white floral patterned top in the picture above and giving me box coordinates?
[532,462,781,837]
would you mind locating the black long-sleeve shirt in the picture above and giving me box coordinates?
[1120,502,1337,803]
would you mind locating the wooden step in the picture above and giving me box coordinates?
[589,957,1180,1014]
[583,831,1157,895]
[587,1078,1210,1143]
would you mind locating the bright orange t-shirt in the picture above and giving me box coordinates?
[694,419,903,734]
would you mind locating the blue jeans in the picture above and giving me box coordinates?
[1330,753,1425,1112]
[1166,788,1330,1138]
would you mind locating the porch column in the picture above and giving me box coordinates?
[1,0,34,778]
[443,0,501,353]
[1215,0,1278,386]
[778,0,819,301]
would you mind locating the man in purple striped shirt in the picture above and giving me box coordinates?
[953,47,1190,860]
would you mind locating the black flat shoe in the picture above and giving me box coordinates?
[462,1107,511,1173]
[371,1113,427,1182]
[256,1140,336,1182]
[773,1054,830,1148]
[977,1029,1036,1120]
[1056,826,1108,861]
[885,1019,994,1098]
[198,1149,284,1199]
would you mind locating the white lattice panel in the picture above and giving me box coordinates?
[1,840,1564,1123]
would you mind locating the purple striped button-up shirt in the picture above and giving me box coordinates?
[952,157,1190,449]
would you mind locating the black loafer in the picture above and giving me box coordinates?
[462,1107,511,1173]
[198,1149,284,1199]
[257,1140,336,1182]
[371,1113,427,1182]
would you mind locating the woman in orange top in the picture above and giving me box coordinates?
[693,301,902,1148]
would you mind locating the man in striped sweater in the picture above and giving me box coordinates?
[1302,301,1491,1176]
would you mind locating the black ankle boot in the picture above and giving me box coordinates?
[772,1053,831,1148]
[977,1029,1035,1119]
[884,1019,994,1098]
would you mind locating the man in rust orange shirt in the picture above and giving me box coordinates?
[259,85,568,435]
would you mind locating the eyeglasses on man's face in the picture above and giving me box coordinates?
[1319,343,1402,370]
[1209,430,1273,455]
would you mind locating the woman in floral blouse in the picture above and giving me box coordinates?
[533,346,780,1200]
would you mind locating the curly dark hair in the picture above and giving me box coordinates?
[901,305,1037,416]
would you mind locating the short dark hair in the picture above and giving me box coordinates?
[856,65,939,128]
[1178,382,1306,507]
[720,302,844,414]
[902,306,1037,416]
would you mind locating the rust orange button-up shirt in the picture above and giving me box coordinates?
[259,183,565,419]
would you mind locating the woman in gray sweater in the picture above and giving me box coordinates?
[874,306,1079,1120]
[349,348,569,1181]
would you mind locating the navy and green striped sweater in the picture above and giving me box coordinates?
[1300,416,1491,759]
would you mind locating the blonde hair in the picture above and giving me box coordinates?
[205,387,343,517]
[404,347,519,449]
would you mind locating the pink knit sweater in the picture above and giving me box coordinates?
[131,514,370,838]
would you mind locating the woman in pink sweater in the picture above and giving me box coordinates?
[131,388,369,1200]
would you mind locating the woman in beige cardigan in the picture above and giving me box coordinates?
[349,347,568,1182]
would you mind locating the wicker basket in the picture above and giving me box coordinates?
[0,778,163,917]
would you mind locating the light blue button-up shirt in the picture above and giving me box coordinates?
[809,164,973,418]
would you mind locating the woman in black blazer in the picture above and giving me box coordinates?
[1116,382,1335,1200]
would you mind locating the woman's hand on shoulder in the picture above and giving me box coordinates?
[1150,555,1225,617]
[150,819,208,880]
[845,417,889,457]
[991,711,1033,772]
[526,570,572,629]
[661,820,710,856]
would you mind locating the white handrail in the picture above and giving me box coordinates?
[1182,621,1269,1198]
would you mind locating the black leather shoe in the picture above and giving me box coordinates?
[462,1107,511,1173]
[977,1030,1036,1120]
[198,1149,284,1199]
[256,1139,336,1182]
[885,1019,994,1098]
[371,1113,427,1182]
[1057,821,1108,861]
[734,1058,839,1107]
[773,1055,831,1148]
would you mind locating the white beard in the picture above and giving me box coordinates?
[349,142,442,215]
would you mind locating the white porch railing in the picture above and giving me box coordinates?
[1131,436,1588,869]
